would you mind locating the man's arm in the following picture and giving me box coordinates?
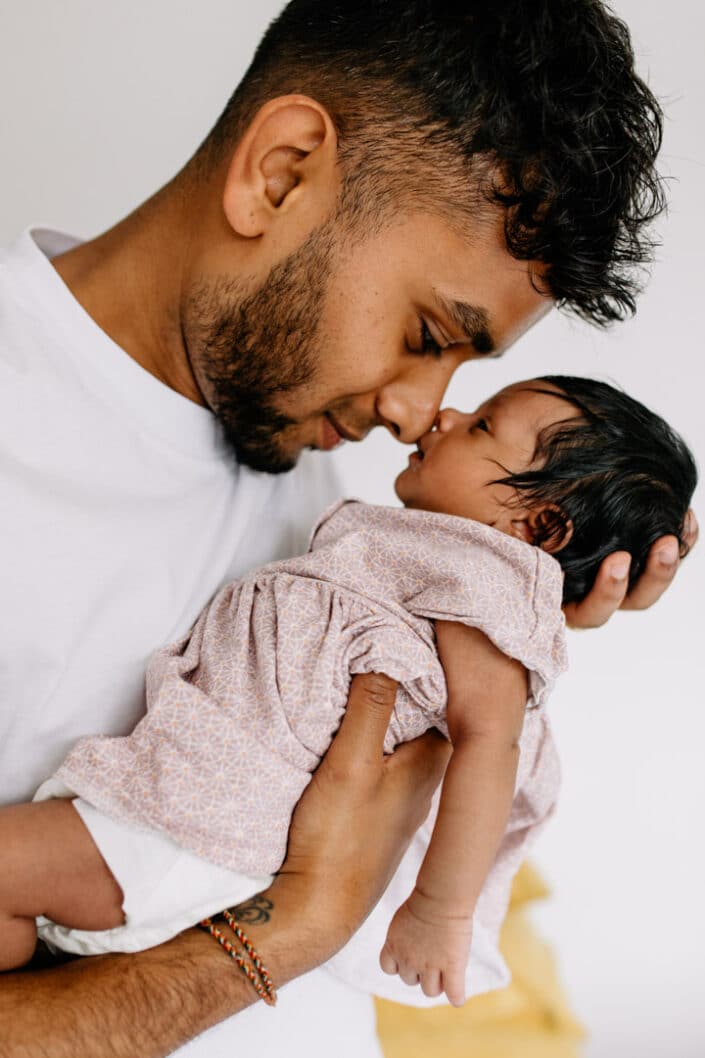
[565,510,698,628]
[0,925,266,1058]
[0,673,451,1058]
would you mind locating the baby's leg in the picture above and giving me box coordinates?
[0,798,124,970]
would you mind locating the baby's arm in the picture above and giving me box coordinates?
[380,621,527,1006]
[0,799,124,970]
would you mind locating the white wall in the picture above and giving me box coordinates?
[2,3,703,1056]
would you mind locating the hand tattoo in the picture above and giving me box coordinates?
[227,894,273,926]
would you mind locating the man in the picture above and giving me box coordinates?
[0,2,696,1056]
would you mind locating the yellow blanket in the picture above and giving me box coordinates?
[376,863,585,1058]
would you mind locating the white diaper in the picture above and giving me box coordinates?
[34,782,510,1006]
[34,780,271,956]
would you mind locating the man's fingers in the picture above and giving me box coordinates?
[327,672,398,766]
[566,512,698,627]
[620,536,680,611]
[388,729,451,793]
[379,946,398,976]
[683,508,699,551]
[621,514,696,611]
[381,732,449,834]
[564,551,631,629]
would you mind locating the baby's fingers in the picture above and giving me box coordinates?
[379,944,398,976]
[397,963,420,987]
[443,967,466,1008]
[420,969,442,998]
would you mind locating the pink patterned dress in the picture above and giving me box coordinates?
[53,500,567,963]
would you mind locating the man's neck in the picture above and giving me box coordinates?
[51,185,205,406]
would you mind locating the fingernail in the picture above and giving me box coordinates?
[610,557,631,581]
[656,541,679,566]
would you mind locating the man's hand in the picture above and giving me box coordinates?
[564,510,698,629]
[274,672,452,957]
[0,673,450,1058]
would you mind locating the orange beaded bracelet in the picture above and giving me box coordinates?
[199,914,278,1006]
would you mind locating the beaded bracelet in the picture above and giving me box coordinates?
[199,915,278,1006]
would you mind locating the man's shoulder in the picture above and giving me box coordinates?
[0,228,78,374]
[0,227,78,287]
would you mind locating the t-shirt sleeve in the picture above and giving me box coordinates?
[399,520,568,709]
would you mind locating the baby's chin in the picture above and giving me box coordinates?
[394,475,428,513]
[395,489,422,512]
[393,471,413,508]
[393,470,404,502]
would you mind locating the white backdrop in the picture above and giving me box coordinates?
[2,3,703,1056]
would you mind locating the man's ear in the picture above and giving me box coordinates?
[509,505,574,554]
[222,95,339,239]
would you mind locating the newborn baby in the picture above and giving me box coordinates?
[0,376,696,1008]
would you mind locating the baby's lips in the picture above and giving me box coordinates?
[415,435,431,459]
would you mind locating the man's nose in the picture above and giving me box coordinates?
[375,364,455,443]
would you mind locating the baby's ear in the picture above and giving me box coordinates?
[510,505,573,554]
[532,505,573,554]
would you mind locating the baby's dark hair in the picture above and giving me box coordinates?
[497,377,697,605]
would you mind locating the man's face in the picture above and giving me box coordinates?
[182,209,551,473]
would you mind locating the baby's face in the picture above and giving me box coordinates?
[394,380,578,534]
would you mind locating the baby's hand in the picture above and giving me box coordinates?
[379,890,473,1007]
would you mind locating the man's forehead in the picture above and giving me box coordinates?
[418,213,553,354]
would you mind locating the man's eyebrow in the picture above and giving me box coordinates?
[434,295,496,356]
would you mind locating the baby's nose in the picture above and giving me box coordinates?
[434,408,467,432]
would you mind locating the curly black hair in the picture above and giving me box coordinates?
[202,0,665,326]
[495,377,697,605]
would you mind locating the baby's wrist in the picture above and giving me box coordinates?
[407,885,475,926]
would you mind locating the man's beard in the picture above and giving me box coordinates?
[183,225,333,474]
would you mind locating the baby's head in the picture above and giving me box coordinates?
[394,377,697,604]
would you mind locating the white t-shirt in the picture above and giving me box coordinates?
[0,228,383,1058]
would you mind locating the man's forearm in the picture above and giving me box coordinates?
[0,882,333,1058]
[0,673,449,1058]
[1,927,247,1058]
